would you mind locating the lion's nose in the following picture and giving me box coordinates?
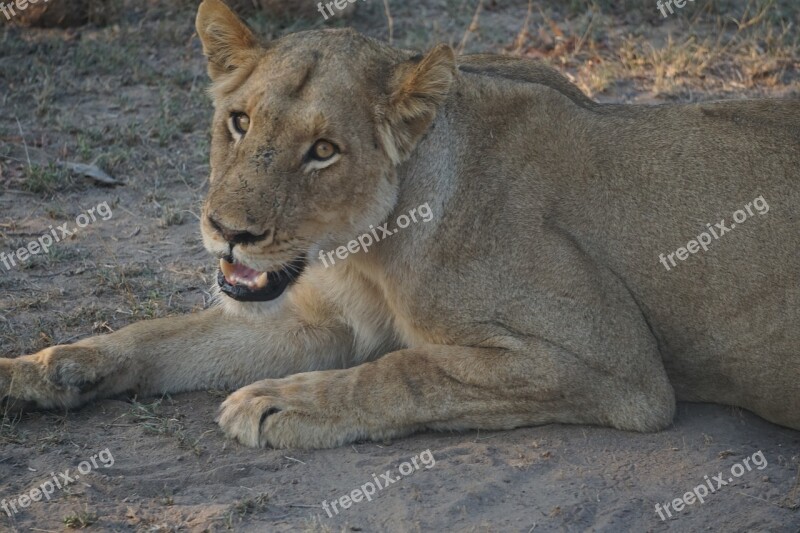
[208,215,268,246]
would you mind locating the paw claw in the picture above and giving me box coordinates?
[259,406,282,434]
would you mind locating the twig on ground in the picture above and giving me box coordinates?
[382,0,394,45]
[458,0,484,55]
[4,144,123,187]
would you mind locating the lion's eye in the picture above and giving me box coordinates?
[310,140,337,161]
[231,113,250,135]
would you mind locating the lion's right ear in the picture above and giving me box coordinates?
[196,0,261,81]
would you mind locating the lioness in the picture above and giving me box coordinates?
[1,0,798,449]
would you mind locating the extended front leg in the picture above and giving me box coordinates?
[0,282,355,410]
[217,340,676,449]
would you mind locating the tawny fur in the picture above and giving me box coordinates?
[1,0,797,449]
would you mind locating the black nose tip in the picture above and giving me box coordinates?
[208,216,268,246]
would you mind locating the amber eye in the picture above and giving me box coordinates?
[231,113,250,135]
[310,140,337,161]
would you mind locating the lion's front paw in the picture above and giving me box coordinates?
[216,374,365,449]
[0,355,49,411]
[216,383,283,448]
[0,346,106,410]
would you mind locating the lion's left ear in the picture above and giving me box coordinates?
[379,44,456,165]
[196,0,261,81]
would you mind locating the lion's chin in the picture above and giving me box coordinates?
[217,256,306,303]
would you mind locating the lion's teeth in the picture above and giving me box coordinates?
[253,272,268,289]
[220,258,235,279]
[220,258,269,289]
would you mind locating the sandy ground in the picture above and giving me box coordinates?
[0,0,799,531]
[1,398,799,531]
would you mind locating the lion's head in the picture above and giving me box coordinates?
[195,0,455,310]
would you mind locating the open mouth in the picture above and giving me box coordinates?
[217,256,306,302]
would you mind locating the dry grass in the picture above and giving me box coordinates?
[502,0,799,100]
[11,0,123,28]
